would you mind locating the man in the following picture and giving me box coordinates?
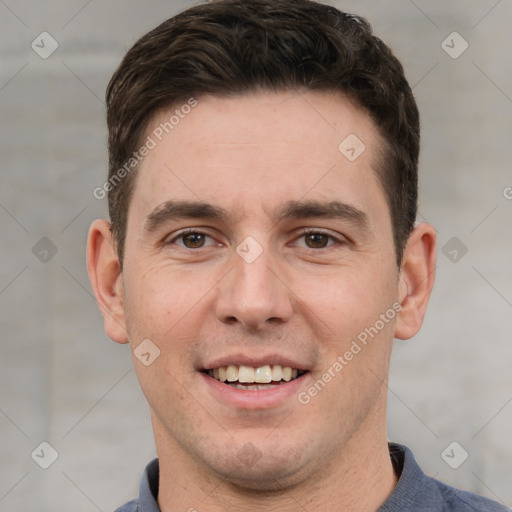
[86,1,509,510]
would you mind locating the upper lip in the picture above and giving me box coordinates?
[201,353,311,371]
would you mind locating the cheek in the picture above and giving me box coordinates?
[123,264,221,370]
[123,262,198,337]
[291,263,398,342]
[123,278,171,341]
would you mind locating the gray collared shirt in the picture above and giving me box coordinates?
[114,443,509,511]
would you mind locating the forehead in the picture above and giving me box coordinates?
[131,90,387,226]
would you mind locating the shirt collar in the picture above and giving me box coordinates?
[378,443,431,511]
[138,457,160,511]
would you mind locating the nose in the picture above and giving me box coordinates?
[214,244,294,331]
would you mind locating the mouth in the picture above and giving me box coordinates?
[203,364,308,391]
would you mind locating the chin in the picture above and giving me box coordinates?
[219,462,308,493]
[203,438,313,492]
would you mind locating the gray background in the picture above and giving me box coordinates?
[0,0,511,510]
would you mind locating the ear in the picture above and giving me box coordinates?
[394,223,436,340]
[86,219,129,344]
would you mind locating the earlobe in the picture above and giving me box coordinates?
[394,223,436,340]
[86,219,129,344]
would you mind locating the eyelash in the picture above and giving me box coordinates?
[166,228,345,250]
[297,229,341,248]
[167,228,217,248]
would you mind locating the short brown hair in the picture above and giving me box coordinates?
[106,0,419,268]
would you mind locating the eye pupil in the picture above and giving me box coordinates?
[305,233,329,248]
[177,232,333,250]
[183,233,205,248]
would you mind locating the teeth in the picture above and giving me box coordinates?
[226,365,238,382]
[231,383,280,391]
[271,365,282,381]
[255,365,272,383]
[238,365,255,383]
[208,364,303,384]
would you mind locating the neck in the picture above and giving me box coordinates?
[154,411,397,512]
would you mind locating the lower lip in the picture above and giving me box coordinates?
[200,372,309,410]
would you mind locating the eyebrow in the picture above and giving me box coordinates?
[144,199,369,232]
[275,200,369,229]
[145,200,229,232]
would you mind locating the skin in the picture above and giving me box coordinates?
[87,91,436,512]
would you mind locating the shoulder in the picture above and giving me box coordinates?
[113,499,139,512]
[432,478,510,511]
[113,458,160,512]
[383,444,510,512]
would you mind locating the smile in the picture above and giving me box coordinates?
[204,364,307,390]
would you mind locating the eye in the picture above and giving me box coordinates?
[169,230,217,249]
[293,230,341,249]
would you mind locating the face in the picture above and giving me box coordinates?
[119,91,402,489]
